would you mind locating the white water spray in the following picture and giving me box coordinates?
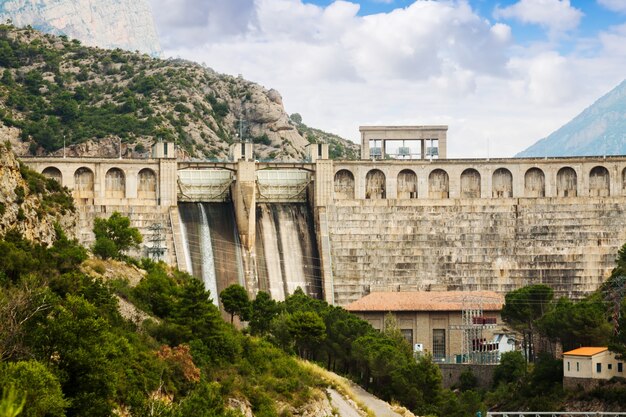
[198,203,219,306]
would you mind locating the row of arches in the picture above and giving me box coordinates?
[334,166,615,200]
[41,166,157,199]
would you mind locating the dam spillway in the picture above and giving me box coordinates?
[178,202,322,302]
[255,203,322,301]
[178,202,244,304]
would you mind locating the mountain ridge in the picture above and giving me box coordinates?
[0,25,358,161]
[0,0,161,56]
[517,80,626,157]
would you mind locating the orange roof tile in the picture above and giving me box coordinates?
[344,291,504,312]
[563,347,608,357]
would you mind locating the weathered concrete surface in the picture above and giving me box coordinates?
[327,197,625,305]
[23,154,626,307]
[439,364,496,389]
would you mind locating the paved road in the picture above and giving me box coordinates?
[327,375,404,417]
[347,381,404,417]
[328,388,362,417]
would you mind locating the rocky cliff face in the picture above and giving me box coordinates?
[0,143,76,244]
[0,0,161,56]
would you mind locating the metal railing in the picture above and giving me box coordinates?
[487,413,626,417]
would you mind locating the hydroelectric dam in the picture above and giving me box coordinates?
[22,126,626,306]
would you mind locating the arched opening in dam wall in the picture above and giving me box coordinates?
[334,169,355,200]
[429,169,449,199]
[492,168,512,198]
[397,169,418,199]
[524,168,545,197]
[590,166,610,197]
[460,168,481,199]
[557,167,577,197]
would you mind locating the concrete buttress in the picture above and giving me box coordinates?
[231,160,257,251]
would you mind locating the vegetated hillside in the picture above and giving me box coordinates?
[517,79,626,157]
[0,0,161,56]
[0,25,358,161]
[289,113,359,160]
[0,141,75,244]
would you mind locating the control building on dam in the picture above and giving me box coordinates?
[22,126,626,306]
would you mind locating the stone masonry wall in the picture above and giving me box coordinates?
[76,204,177,265]
[327,197,626,306]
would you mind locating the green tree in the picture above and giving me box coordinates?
[0,360,67,417]
[249,291,278,335]
[219,284,250,324]
[172,277,222,343]
[605,244,626,358]
[458,368,478,392]
[502,284,554,361]
[36,295,127,417]
[92,212,142,259]
[538,296,611,352]
[287,311,326,359]
[493,350,526,387]
[133,264,179,318]
[289,113,302,124]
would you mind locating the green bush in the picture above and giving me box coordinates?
[92,236,118,260]
[0,360,68,417]
[253,134,271,146]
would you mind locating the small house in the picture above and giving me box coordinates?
[563,347,625,390]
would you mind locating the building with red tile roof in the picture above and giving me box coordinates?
[345,291,505,362]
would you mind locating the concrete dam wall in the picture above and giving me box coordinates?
[23,151,626,307]
[327,198,626,305]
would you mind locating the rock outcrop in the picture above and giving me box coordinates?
[0,142,76,244]
[0,0,161,56]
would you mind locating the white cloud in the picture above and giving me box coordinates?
[599,23,626,56]
[598,0,626,12]
[508,52,577,105]
[152,0,626,157]
[494,0,583,34]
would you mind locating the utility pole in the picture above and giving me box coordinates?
[146,222,166,261]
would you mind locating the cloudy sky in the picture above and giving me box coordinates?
[148,0,626,157]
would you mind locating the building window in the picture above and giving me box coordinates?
[619,363,623,373]
[577,362,579,372]
[608,363,613,370]
[433,329,446,361]
[567,362,570,371]
[597,363,602,373]
[401,329,413,345]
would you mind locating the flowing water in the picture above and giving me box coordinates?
[178,202,322,303]
[255,203,322,301]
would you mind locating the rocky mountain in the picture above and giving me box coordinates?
[517,80,626,157]
[0,0,161,56]
[0,142,75,244]
[0,25,357,161]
